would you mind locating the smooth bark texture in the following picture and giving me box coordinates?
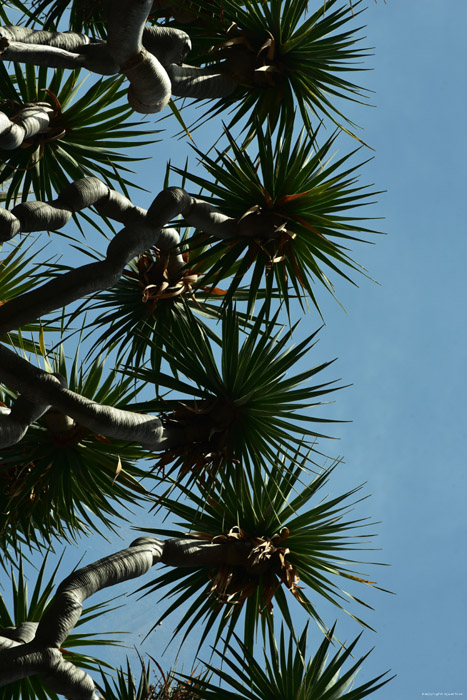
[0,104,55,149]
[0,6,192,113]
[167,63,238,99]
[0,622,38,645]
[0,177,237,330]
[0,392,52,448]
[0,26,91,50]
[0,536,239,699]
[0,40,88,70]
[0,20,233,104]
[0,345,167,449]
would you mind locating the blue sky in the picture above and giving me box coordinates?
[1,1,467,698]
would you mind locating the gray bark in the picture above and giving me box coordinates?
[0,40,87,71]
[0,25,190,67]
[0,623,38,645]
[0,177,237,332]
[104,0,153,65]
[0,10,192,114]
[0,346,167,449]
[184,198,238,239]
[0,180,182,329]
[0,26,91,50]
[0,104,55,149]
[123,48,172,113]
[143,26,191,66]
[0,392,52,448]
[0,177,238,449]
[167,63,238,99]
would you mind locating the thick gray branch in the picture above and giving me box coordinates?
[0,24,190,67]
[0,178,237,335]
[0,26,91,50]
[0,536,234,698]
[0,623,38,645]
[36,538,165,648]
[0,391,52,448]
[143,26,191,66]
[0,346,166,449]
[0,180,187,330]
[0,39,88,70]
[1,8,192,113]
[0,179,239,447]
[184,198,238,239]
[104,0,152,64]
[0,104,54,149]
[0,640,95,700]
[167,63,237,99]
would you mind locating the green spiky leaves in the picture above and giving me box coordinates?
[168,0,371,138]
[0,240,60,353]
[83,241,230,370]
[129,303,341,481]
[0,553,122,700]
[0,2,390,692]
[96,658,206,700]
[183,624,393,700]
[176,122,381,314]
[136,458,383,650]
[0,63,159,204]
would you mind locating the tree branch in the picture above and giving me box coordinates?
[167,63,238,99]
[0,389,52,448]
[0,104,55,149]
[0,536,236,698]
[0,178,237,333]
[0,347,166,449]
[0,179,238,449]
[1,8,193,113]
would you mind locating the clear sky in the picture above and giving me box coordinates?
[1,2,467,699]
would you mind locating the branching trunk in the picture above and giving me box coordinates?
[0,8,192,114]
[0,346,167,449]
[0,390,52,448]
[0,177,237,331]
[0,536,243,698]
[0,177,238,448]
[0,39,89,71]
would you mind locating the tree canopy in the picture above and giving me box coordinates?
[0,2,392,699]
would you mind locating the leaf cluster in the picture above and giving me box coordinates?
[159,0,371,139]
[177,122,381,312]
[0,63,159,204]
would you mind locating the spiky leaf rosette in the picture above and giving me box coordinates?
[0,63,159,204]
[182,624,393,700]
[80,232,269,370]
[97,657,204,700]
[136,458,384,651]
[162,0,371,138]
[0,346,152,552]
[81,241,231,371]
[0,553,122,700]
[96,659,152,700]
[128,303,341,482]
[176,123,381,314]
[0,240,60,353]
